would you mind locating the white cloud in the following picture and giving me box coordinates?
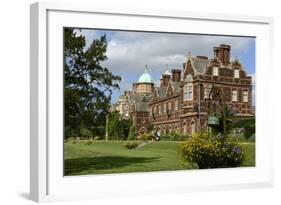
[77,29,255,103]
[103,32,254,75]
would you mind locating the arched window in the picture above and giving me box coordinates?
[191,120,195,135]
[183,121,187,135]
[139,127,147,135]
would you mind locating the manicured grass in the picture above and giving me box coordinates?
[64,140,255,176]
[239,142,255,167]
[64,141,191,176]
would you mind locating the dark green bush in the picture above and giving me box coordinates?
[94,136,104,140]
[232,118,255,141]
[84,140,95,145]
[71,140,77,144]
[158,135,170,141]
[138,133,155,141]
[178,131,244,169]
[124,141,140,149]
[170,132,189,141]
[244,124,255,140]
[128,126,136,140]
[65,126,78,139]
[79,128,93,139]
[160,133,189,141]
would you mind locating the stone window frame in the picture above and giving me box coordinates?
[168,101,172,111]
[150,107,153,116]
[232,89,238,102]
[243,89,249,102]
[234,69,240,78]
[190,120,196,135]
[184,83,193,101]
[175,99,178,110]
[204,84,212,99]
[213,66,219,76]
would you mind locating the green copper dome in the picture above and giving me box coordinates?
[137,66,154,83]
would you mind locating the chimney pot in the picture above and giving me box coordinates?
[171,69,182,82]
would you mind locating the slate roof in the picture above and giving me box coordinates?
[171,81,180,92]
[134,101,150,112]
[127,93,153,112]
[190,57,210,74]
[155,87,166,98]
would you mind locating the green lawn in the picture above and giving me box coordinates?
[64,140,255,176]
[239,142,256,167]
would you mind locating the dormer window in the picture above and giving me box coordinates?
[213,67,218,76]
[234,69,239,78]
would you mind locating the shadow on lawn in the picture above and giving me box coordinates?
[64,156,159,176]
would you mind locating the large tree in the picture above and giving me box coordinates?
[107,111,132,140]
[64,28,121,138]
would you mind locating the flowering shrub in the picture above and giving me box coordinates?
[178,131,244,169]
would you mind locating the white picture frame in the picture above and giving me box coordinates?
[30,2,274,202]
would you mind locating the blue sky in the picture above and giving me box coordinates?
[75,29,255,104]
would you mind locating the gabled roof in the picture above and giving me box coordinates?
[155,87,166,98]
[134,101,150,112]
[190,57,210,74]
[128,92,153,112]
[166,80,181,96]
[184,74,193,83]
[171,81,180,92]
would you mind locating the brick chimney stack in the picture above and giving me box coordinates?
[213,47,220,59]
[171,69,181,82]
[218,44,231,65]
[162,74,171,87]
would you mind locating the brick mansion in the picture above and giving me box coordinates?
[110,44,254,136]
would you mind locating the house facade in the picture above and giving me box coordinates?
[149,44,254,136]
[110,66,154,135]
